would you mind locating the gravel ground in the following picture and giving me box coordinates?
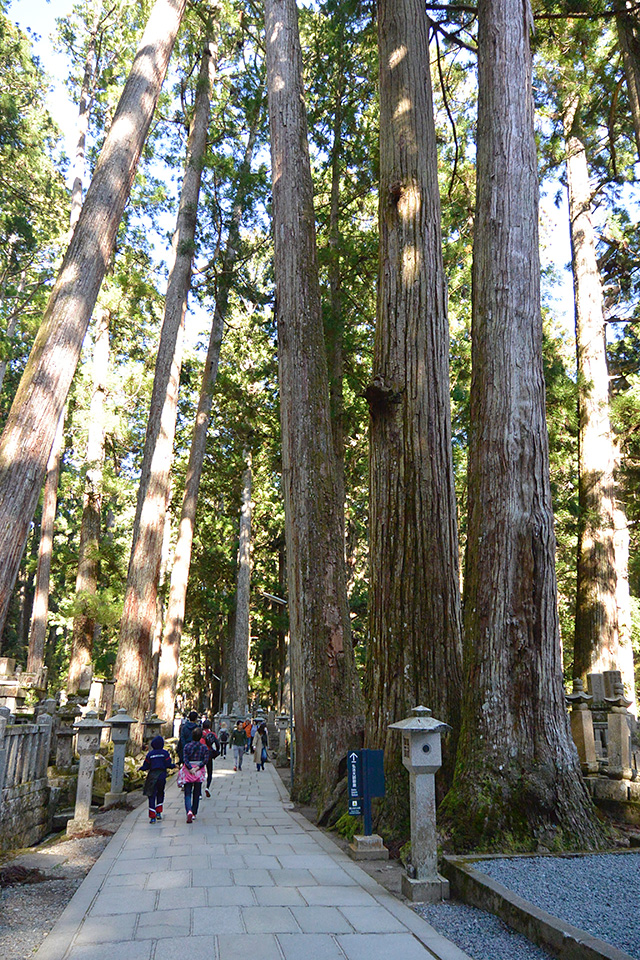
[476,853,640,959]
[414,899,556,960]
[0,795,145,960]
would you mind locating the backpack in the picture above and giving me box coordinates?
[203,730,220,759]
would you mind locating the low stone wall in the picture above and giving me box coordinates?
[0,777,55,853]
[0,711,53,853]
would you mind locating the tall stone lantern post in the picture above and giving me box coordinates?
[389,705,450,902]
[104,707,136,807]
[67,710,105,836]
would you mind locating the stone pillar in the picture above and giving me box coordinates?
[606,681,633,781]
[275,715,289,767]
[389,706,450,902]
[587,672,608,760]
[566,679,598,775]
[0,707,9,816]
[77,665,93,697]
[36,714,53,780]
[67,710,105,836]
[104,708,136,807]
[55,703,82,770]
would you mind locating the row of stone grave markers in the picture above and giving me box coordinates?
[567,669,640,805]
[0,683,165,848]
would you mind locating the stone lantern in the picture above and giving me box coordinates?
[104,707,136,807]
[389,705,450,902]
[67,710,105,836]
[143,713,164,743]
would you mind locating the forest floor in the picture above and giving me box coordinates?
[0,790,146,960]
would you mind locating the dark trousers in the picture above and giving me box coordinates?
[148,778,166,815]
[184,782,202,815]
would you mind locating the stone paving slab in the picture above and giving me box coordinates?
[32,758,473,960]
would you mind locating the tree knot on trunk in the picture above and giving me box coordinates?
[388,181,404,207]
[364,376,403,415]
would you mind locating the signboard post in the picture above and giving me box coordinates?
[346,748,388,860]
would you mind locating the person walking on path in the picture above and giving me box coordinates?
[139,735,175,823]
[243,717,253,753]
[230,719,247,771]
[253,720,269,771]
[201,719,220,797]
[181,726,208,823]
[177,709,199,763]
[218,721,229,758]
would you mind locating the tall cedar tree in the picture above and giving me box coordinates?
[366,0,463,812]
[264,0,364,801]
[155,95,263,732]
[563,96,621,682]
[0,0,188,640]
[441,0,605,851]
[31,4,107,682]
[114,41,213,730]
[67,308,110,692]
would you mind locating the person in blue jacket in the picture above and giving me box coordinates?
[140,735,175,823]
[177,710,199,763]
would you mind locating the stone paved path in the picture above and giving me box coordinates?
[33,755,471,960]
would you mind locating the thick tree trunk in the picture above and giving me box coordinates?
[155,97,261,735]
[25,410,65,674]
[229,451,252,713]
[0,0,187,640]
[264,0,364,800]
[114,40,212,732]
[614,0,640,160]
[26,5,102,681]
[366,0,463,808]
[564,98,621,683]
[67,307,110,694]
[442,0,604,852]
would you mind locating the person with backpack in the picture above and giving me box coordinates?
[218,721,229,758]
[252,721,269,772]
[177,710,199,763]
[200,718,220,797]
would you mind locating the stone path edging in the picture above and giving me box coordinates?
[441,855,635,960]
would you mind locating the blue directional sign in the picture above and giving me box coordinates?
[348,751,362,815]
[346,749,385,834]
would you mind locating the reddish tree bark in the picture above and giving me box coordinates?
[442,0,604,852]
[264,0,364,800]
[0,0,188,641]
[114,41,213,730]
